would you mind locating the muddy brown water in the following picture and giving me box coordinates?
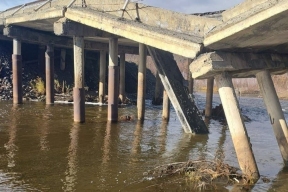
[0,93,288,191]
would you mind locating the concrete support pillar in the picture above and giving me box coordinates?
[73,36,85,123]
[205,78,214,117]
[187,59,194,94]
[137,43,147,121]
[45,44,54,104]
[256,70,288,163]
[12,39,22,104]
[162,90,170,121]
[152,72,163,105]
[119,53,126,103]
[215,72,259,180]
[108,38,119,122]
[99,50,107,104]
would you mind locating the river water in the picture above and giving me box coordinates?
[0,93,288,191]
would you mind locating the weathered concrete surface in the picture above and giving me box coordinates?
[0,0,220,38]
[54,18,116,37]
[65,7,202,58]
[3,26,139,54]
[205,0,288,53]
[190,52,288,79]
[216,72,259,179]
[148,47,208,134]
[222,0,278,22]
[256,70,288,163]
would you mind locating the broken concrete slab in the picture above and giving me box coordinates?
[65,7,203,58]
[205,0,288,53]
[222,0,278,22]
[148,46,208,134]
[190,51,288,79]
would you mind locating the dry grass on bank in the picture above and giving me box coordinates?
[194,73,288,99]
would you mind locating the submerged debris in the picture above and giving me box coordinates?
[145,157,254,190]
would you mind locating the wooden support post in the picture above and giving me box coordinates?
[205,78,214,117]
[137,43,147,122]
[256,70,288,163]
[119,53,126,103]
[99,50,106,104]
[162,90,170,121]
[187,58,194,94]
[215,72,259,180]
[108,38,119,122]
[152,72,163,105]
[73,36,85,123]
[45,44,54,104]
[12,38,22,104]
[60,49,66,70]
[148,47,208,134]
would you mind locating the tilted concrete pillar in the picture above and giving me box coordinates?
[187,59,194,94]
[162,90,170,121]
[256,70,288,163]
[108,38,119,122]
[99,50,107,104]
[73,36,85,123]
[12,39,22,104]
[137,43,147,121]
[119,53,126,103]
[205,78,214,117]
[45,44,54,104]
[152,72,163,105]
[215,72,259,180]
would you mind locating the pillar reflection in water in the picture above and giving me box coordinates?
[62,123,80,192]
[158,121,168,154]
[40,105,52,151]
[4,105,19,168]
[131,121,143,157]
[101,122,120,165]
[102,122,112,164]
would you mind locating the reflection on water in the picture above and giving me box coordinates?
[62,123,80,192]
[0,94,288,191]
[4,105,19,168]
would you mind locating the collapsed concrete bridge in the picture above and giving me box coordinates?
[1,0,288,180]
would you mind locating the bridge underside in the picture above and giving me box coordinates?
[2,0,288,179]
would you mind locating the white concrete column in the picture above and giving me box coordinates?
[99,50,106,104]
[162,90,170,121]
[12,38,22,104]
[256,70,288,163]
[205,78,214,117]
[137,43,147,121]
[119,52,126,103]
[215,72,259,180]
[73,36,85,123]
[108,38,119,122]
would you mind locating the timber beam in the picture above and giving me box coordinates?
[148,46,208,134]
[190,52,288,79]
[3,26,140,54]
[54,18,117,37]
